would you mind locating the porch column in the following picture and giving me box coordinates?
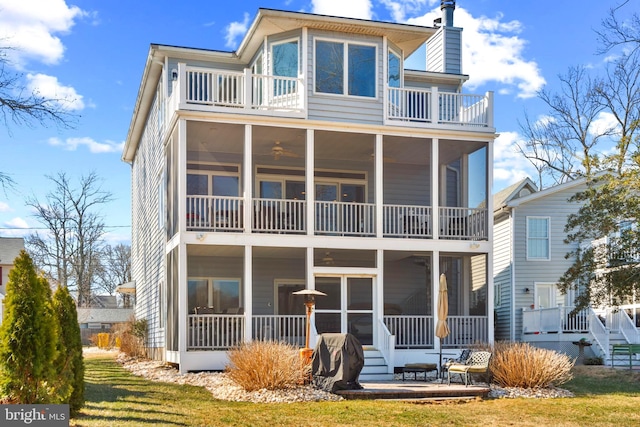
[487,138,495,344]
[376,249,384,341]
[431,138,439,240]
[178,118,188,373]
[178,241,188,373]
[244,245,253,342]
[375,134,383,238]
[432,250,441,354]
[306,129,314,236]
[243,125,252,233]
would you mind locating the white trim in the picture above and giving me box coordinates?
[526,216,551,261]
[313,36,378,99]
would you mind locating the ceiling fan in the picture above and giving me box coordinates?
[271,141,300,160]
[322,251,334,266]
[370,152,396,163]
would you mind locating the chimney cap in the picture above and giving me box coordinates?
[441,0,455,9]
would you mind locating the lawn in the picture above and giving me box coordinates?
[73,353,640,427]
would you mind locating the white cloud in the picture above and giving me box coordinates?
[27,73,85,111]
[0,0,85,67]
[0,202,10,213]
[311,0,373,19]
[493,131,537,189]
[379,0,432,22]
[2,217,30,238]
[406,7,545,98]
[590,111,619,136]
[224,13,250,49]
[48,137,124,153]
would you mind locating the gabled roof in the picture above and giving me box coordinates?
[492,178,538,213]
[505,176,591,208]
[0,237,25,266]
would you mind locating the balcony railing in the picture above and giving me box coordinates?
[174,65,493,127]
[387,86,492,127]
[186,196,488,240]
[522,306,590,334]
[187,314,487,351]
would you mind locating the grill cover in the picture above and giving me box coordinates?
[311,333,364,393]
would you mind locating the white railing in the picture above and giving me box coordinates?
[588,309,609,361]
[187,314,245,350]
[439,207,488,240]
[387,86,491,127]
[383,204,432,237]
[607,308,640,344]
[252,198,306,233]
[252,315,306,346]
[186,68,244,107]
[384,315,433,348]
[522,306,590,334]
[186,195,244,231]
[377,319,395,373]
[315,201,375,236]
[251,74,303,111]
[441,316,489,347]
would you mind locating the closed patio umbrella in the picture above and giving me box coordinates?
[435,273,450,377]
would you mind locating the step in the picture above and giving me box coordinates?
[358,372,395,381]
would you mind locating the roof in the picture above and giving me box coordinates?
[76,308,134,324]
[0,237,25,265]
[116,281,136,294]
[492,178,538,213]
[506,176,592,208]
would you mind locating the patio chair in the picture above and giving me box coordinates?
[441,349,472,376]
[447,350,491,387]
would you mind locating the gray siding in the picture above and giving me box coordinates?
[426,27,462,75]
[131,82,166,350]
[511,184,584,340]
[383,163,430,205]
[493,215,512,341]
[307,29,384,125]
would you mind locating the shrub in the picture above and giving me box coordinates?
[490,341,574,388]
[112,317,148,358]
[226,341,310,391]
[0,250,57,403]
[52,285,84,415]
[584,356,604,365]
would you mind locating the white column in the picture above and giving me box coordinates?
[431,138,440,240]
[376,249,384,347]
[244,245,253,342]
[306,129,315,236]
[243,125,252,233]
[178,118,187,372]
[487,139,495,344]
[307,247,319,348]
[375,134,384,238]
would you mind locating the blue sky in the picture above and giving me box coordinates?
[0,0,635,244]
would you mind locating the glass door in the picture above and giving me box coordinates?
[314,276,374,346]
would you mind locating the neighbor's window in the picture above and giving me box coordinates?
[527,217,550,260]
[315,39,376,97]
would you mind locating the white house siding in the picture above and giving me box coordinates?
[306,30,384,125]
[492,215,512,341]
[511,184,584,340]
[425,29,443,73]
[131,84,166,351]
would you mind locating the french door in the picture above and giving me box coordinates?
[314,276,374,346]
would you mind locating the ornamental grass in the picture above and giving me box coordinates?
[226,341,310,391]
[490,341,574,388]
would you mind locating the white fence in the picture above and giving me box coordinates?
[315,201,375,236]
[187,314,245,350]
[252,198,306,233]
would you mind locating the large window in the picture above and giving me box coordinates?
[315,40,376,97]
[388,50,401,88]
[527,217,550,260]
[272,40,299,78]
[188,278,241,314]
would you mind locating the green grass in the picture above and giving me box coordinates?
[72,354,640,427]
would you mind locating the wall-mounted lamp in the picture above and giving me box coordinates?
[524,287,530,294]
[469,242,480,249]
[196,233,205,241]
[171,68,178,81]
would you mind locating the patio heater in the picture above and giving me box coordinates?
[292,289,327,364]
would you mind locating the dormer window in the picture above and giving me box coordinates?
[315,39,376,98]
[272,39,299,79]
[388,50,401,88]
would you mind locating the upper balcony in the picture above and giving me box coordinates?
[168,65,493,129]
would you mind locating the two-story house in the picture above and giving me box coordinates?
[123,3,496,375]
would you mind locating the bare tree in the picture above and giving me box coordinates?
[517,66,614,188]
[596,0,640,54]
[95,244,131,296]
[26,172,112,306]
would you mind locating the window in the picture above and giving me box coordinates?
[388,50,401,88]
[527,217,550,260]
[188,278,241,314]
[186,163,240,219]
[315,39,376,97]
[272,40,299,78]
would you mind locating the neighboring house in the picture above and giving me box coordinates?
[77,304,135,345]
[492,177,622,361]
[0,237,25,324]
[123,3,496,375]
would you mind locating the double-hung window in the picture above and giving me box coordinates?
[315,39,376,97]
[527,217,550,260]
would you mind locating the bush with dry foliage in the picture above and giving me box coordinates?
[111,317,148,358]
[226,341,310,392]
[490,341,574,388]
